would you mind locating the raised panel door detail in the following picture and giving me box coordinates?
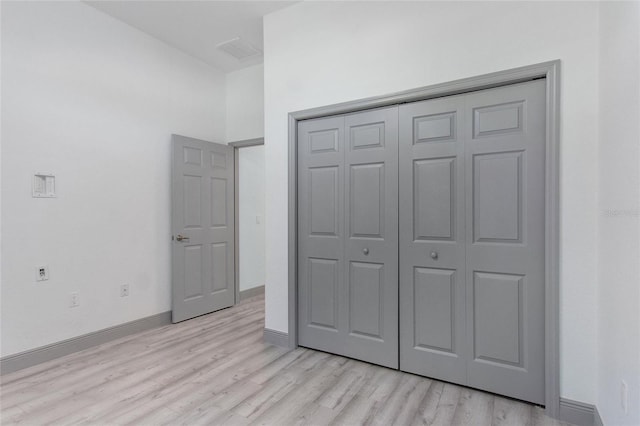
[184,147,202,166]
[414,158,455,241]
[473,272,523,367]
[173,135,235,324]
[414,112,456,144]
[211,152,227,169]
[413,267,455,353]
[473,101,524,138]
[309,167,339,236]
[299,108,398,370]
[308,258,339,330]
[350,122,384,150]
[183,175,202,229]
[211,178,227,228]
[400,80,546,403]
[211,243,228,293]
[473,151,523,243]
[349,261,384,340]
[184,245,204,300]
[350,163,384,238]
[309,129,339,153]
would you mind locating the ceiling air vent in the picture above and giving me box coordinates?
[216,37,262,60]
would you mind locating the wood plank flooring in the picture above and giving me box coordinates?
[1,295,569,426]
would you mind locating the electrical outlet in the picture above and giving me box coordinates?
[69,292,79,308]
[120,284,130,297]
[35,265,49,282]
[621,380,628,413]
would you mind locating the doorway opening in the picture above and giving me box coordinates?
[232,138,266,307]
[171,135,266,323]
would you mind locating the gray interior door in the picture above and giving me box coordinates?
[399,80,546,404]
[297,107,399,368]
[463,80,546,404]
[172,134,235,323]
[399,94,468,385]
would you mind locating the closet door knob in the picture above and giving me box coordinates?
[430,251,438,260]
[363,248,369,255]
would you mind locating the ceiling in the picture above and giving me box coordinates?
[86,1,297,73]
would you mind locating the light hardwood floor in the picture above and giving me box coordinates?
[1,295,569,426]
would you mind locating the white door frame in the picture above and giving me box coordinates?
[286,61,561,417]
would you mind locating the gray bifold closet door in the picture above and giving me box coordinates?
[398,93,468,385]
[297,106,399,369]
[296,79,546,404]
[399,79,546,404]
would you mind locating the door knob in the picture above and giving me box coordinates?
[430,251,438,260]
[363,248,369,255]
[176,235,190,242]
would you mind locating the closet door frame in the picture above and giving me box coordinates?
[286,60,561,418]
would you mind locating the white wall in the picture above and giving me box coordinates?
[597,2,640,425]
[226,64,264,142]
[238,145,266,291]
[1,1,226,357]
[263,1,600,403]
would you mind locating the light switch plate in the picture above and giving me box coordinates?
[621,380,628,413]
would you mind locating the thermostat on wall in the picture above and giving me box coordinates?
[33,173,56,198]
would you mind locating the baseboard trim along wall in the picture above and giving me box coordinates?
[593,407,604,426]
[263,328,289,347]
[559,397,600,426]
[0,311,172,375]
[239,285,265,301]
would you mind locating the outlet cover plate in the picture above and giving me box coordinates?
[35,265,49,282]
[69,292,79,308]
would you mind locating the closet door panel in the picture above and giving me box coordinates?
[399,96,467,384]
[298,116,345,350]
[464,80,546,405]
[297,107,399,369]
[343,106,399,368]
